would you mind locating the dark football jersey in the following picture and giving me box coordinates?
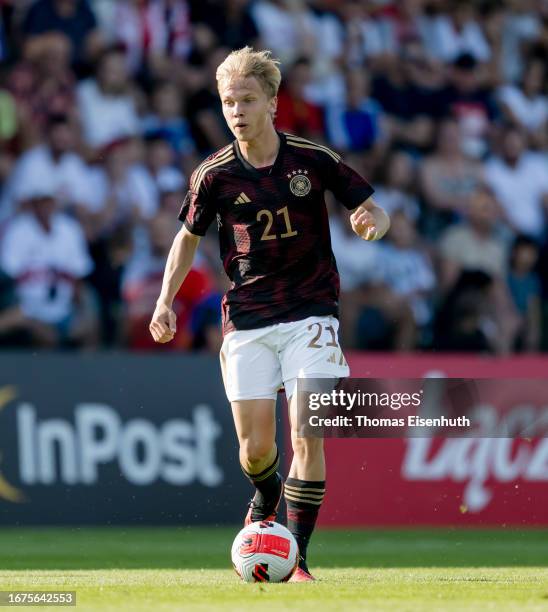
[178,132,374,334]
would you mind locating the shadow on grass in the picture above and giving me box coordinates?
[0,527,546,570]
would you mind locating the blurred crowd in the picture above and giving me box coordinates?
[0,0,547,355]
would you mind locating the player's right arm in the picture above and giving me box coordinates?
[151,152,221,343]
[149,226,201,343]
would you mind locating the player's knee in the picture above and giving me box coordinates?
[239,437,272,466]
[291,434,323,461]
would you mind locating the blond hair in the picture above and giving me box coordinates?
[216,47,282,99]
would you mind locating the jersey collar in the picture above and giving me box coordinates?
[232,131,286,179]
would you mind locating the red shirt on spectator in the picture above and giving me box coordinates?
[275,88,324,139]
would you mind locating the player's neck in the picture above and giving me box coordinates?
[237,125,280,169]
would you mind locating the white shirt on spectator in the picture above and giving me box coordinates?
[439,224,507,279]
[155,166,185,193]
[87,164,159,220]
[311,9,344,63]
[484,153,548,238]
[0,145,96,221]
[329,215,381,291]
[345,15,386,64]
[370,187,420,223]
[377,243,436,325]
[501,12,540,83]
[497,85,548,132]
[303,10,346,106]
[251,0,315,64]
[77,79,140,148]
[420,16,490,63]
[0,212,93,324]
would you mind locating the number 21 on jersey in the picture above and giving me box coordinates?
[257,206,298,241]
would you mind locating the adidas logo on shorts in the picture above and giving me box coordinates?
[327,352,348,366]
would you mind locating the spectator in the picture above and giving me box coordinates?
[186,46,233,154]
[438,184,521,351]
[499,0,541,84]
[420,0,491,64]
[190,0,260,51]
[141,79,196,167]
[433,270,499,353]
[420,117,484,233]
[374,150,420,222]
[302,0,346,106]
[438,52,497,159]
[0,270,55,347]
[484,125,548,238]
[145,132,187,199]
[371,41,443,153]
[8,31,75,146]
[329,202,415,351]
[190,292,223,353]
[507,234,542,351]
[401,38,447,102]
[275,57,324,139]
[438,185,507,291]
[100,0,192,77]
[122,213,215,349]
[497,58,548,146]
[329,200,381,293]
[84,136,158,342]
[377,209,436,330]
[21,0,103,74]
[87,136,158,237]
[147,136,188,219]
[325,67,386,154]
[375,0,426,59]
[251,0,315,65]
[77,45,140,150]
[0,176,97,347]
[339,0,390,66]
[1,113,95,224]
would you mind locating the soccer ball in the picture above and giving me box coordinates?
[231,521,299,582]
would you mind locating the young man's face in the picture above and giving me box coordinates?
[220,76,276,143]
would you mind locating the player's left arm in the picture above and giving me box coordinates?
[321,147,390,242]
[349,196,390,241]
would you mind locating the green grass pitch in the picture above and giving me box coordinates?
[0,528,546,611]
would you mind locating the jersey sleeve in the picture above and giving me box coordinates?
[324,154,375,210]
[177,169,217,236]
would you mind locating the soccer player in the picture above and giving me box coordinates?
[149,47,390,582]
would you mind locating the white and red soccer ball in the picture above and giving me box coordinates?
[231,521,299,583]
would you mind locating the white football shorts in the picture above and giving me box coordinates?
[220,315,350,402]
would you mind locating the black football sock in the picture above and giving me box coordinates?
[284,478,326,572]
[241,449,282,521]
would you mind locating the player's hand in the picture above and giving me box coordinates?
[350,205,390,241]
[149,303,177,343]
